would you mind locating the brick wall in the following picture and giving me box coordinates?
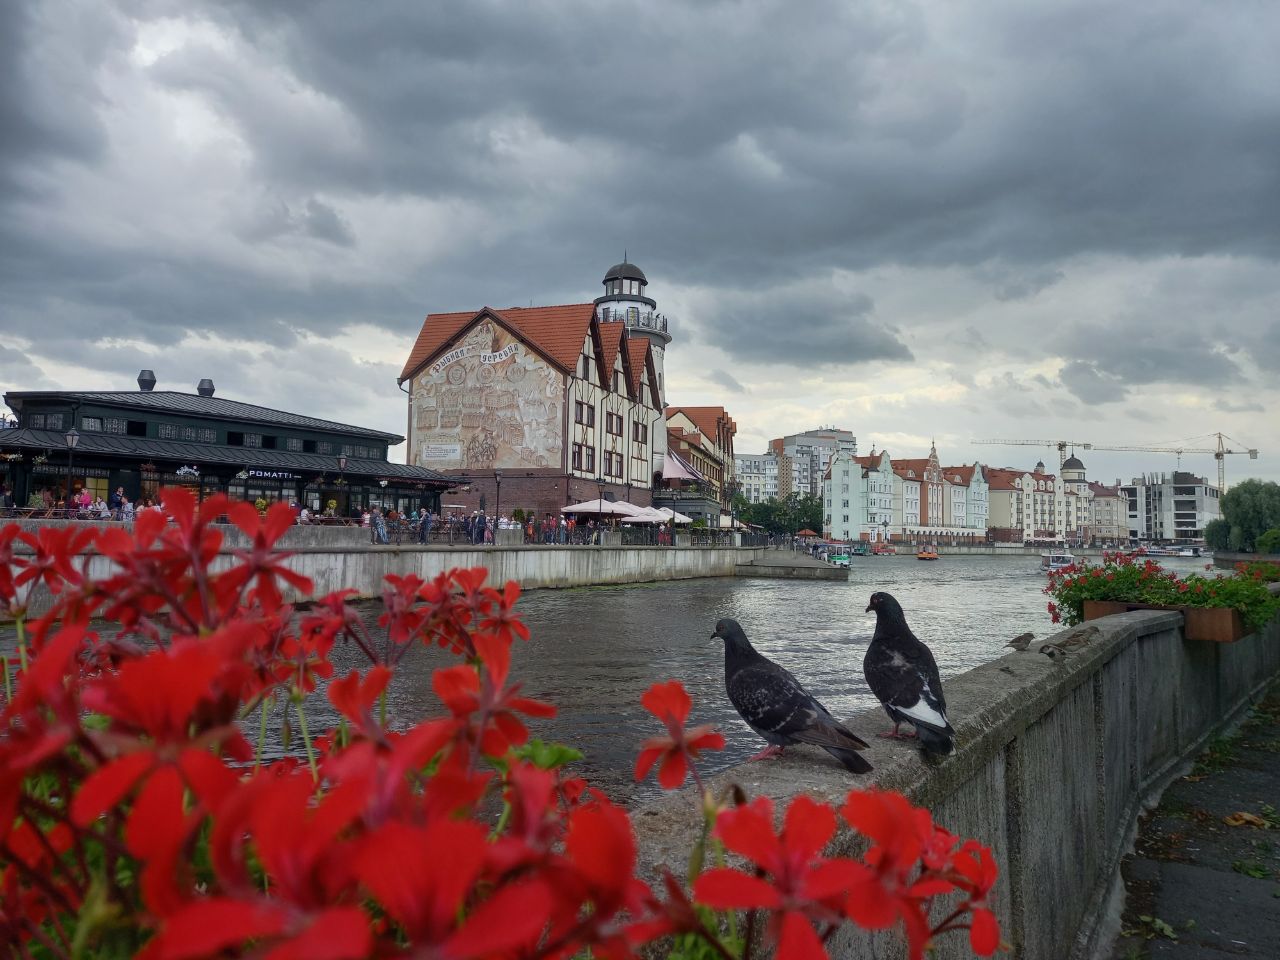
[438,470,652,520]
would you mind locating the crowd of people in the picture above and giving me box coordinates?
[2,484,162,521]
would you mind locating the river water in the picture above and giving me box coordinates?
[3,553,1212,804]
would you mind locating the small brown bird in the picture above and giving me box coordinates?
[1006,632,1036,651]
[1039,644,1069,662]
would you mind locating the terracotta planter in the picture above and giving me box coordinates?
[1081,600,1248,643]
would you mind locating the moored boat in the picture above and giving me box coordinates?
[1041,551,1075,572]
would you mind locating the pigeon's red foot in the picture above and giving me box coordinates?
[748,745,785,761]
[876,729,917,740]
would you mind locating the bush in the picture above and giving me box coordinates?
[0,491,1001,960]
[512,507,525,523]
[1204,517,1231,551]
[1045,549,1280,632]
[1256,527,1280,556]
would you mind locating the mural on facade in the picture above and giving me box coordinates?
[410,318,563,471]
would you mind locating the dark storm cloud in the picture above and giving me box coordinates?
[1058,361,1128,405]
[705,369,746,394]
[694,287,912,367]
[2,0,1280,398]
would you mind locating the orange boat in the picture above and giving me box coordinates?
[916,545,940,561]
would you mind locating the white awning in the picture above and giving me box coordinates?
[560,498,646,517]
[653,506,694,524]
[661,452,705,482]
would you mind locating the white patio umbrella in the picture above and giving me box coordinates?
[560,498,645,517]
[653,506,694,524]
[624,506,672,524]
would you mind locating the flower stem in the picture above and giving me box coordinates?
[2,653,11,702]
[294,697,318,782]
[16,614,28,672]
[255,696,270,771]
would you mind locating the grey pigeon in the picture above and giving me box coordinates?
[711,618,872,774]
[864,592,955,755]
[1006,632,1036,651]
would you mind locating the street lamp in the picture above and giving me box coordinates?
[881,518,889,544]
[64,428,80,517]
[596,476,604,544]
[494,471,502,522]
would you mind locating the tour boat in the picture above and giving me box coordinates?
[1041,552,1076,572]
[872,542,896,556]
[916,546,940,561]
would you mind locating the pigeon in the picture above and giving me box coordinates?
[711,618,872,774]
[863,592,955,755]
[1006,632,1036,651]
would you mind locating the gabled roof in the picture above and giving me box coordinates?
[665,406,737,442]
[4,390,401,442]
[984,467,1028,491]
[598,322,625,389]
[400,303,596,382]
[1088,481,1122,497]
[893,458,932,477]
[942,464,983,486]
[623,338,650,403]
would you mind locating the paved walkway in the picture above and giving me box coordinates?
[1109,681,1280,958]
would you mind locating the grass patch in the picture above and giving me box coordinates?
[1192,732,1241,774]
[1231,860,1270,880]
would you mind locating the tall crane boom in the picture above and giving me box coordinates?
[971,439,1092,468]
[973,433,1258,491]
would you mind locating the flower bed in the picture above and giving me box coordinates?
[1045,550,1280,638]
[0,489,1001,960]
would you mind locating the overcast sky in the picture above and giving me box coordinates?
[2,0,1276,486]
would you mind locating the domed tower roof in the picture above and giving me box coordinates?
[1062,455,1086,471]
[603,261,647,283]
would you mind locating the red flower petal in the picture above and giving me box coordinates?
[145,898,289,959]
[783,795,836,859]
[694,869,782,909]
[776,910,829,960]
[640,680,692,725]
[71,752,154,826]
[969,907,1000,956]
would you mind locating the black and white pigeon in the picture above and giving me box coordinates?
[711,618,872,774]
[863,592,955,755]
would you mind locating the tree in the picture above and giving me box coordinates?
[1220,479,1280,552]
[1204,518,1230,551]
[1257,527,1280,556]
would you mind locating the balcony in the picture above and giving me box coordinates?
[601,308,670,337]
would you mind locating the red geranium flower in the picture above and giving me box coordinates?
[695,795,856,959]
[634,680,725,790]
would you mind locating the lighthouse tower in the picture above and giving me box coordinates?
[595,259,672,406]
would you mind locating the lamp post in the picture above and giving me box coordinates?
[881,517,889,545]
[494,471,502,524]
[64,428,80,517]
[596,476,604,544]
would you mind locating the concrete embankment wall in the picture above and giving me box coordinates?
[5,518,767,612]
[1213,550,1280,570]
[633,610,1280,960]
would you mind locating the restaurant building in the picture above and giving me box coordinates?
[1,372,452,514]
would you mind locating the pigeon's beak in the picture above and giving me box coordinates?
[864,603,874,613]
[709,629,720,641]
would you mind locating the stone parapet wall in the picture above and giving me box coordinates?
[633,610,1280,960]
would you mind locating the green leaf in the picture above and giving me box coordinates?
[513,739,584,770]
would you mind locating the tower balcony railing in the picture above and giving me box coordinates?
[600,308,669,334]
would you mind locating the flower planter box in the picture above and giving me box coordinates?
[1082,600,1248,643]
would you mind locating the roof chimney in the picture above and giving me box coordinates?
[137,369,157,392]
[197,378,215,398]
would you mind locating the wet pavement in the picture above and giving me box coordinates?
[1108,682,1280,959]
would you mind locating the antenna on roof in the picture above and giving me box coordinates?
[623,248,627,261]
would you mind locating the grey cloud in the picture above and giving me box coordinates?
[693,286,912,368]
[1214,398,1264,414]
[1058,360,1128,405]
[705,369,746,394]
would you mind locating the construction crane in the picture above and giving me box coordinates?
[973,433,1258,492]
[971,439,1093,469]
[1088,433,1258,493]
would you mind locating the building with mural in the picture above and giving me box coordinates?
[398,262,671,517]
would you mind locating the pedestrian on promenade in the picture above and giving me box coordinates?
[121,497,135,523]
[0,484,14,517]
[371,506,389,545]
[472,511,486,546]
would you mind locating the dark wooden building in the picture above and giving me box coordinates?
[1,373,452,515]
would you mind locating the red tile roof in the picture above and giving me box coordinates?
[1088,481,1123,497]
[400,303,596,381]
[623,337,650,403]
[985,467,1028,491]
[665,406,737,442]
[598,322,625,388]
[942,464,983,486]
